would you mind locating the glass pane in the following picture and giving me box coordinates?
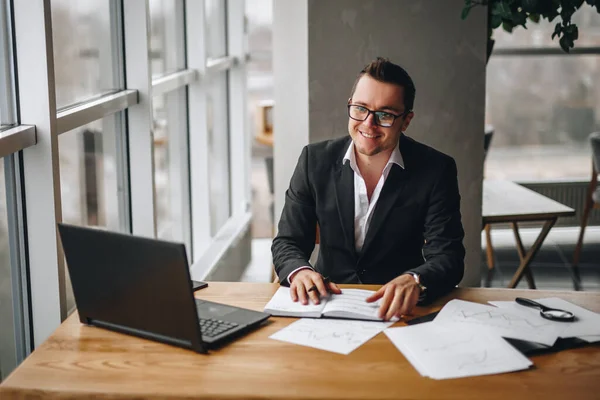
[51,0,122,109]
[0,0,16,126]
[485,55,600,181]
[149,0,185,77]
[0,161,16,380]
[59,116,123,312]
[153,88,190,246]
[246,0,274,239]
[494,5,600,49]
[205,0,227,58]
[207,72,231,235]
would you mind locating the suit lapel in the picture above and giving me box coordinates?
[333,161,356,259]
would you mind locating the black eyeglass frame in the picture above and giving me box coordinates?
[347,104,412,127]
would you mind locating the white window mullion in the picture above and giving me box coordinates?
[185,0,212,261]
[166,0,192,258]
[13,0,64,346]
[123,0,156,237]
[227,0,250,215]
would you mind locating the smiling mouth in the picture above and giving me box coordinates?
[360,131,380,139]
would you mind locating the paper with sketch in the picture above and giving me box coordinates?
[384,322,532,380]
[270,318,394,355]
[264,287,386,321]
[434,299,562,346]
[489,297,600,339]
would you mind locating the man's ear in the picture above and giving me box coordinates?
[402,111,415,131]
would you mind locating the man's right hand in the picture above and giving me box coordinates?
[289,269,341,305]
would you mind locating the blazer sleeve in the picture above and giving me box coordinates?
[408,157,465,301]
[271,146,317,284]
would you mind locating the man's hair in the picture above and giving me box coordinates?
[350,57,416,112]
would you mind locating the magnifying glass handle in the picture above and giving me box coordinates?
[515,297,548,311]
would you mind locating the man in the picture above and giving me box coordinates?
[272,57,465,321]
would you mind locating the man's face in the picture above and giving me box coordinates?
[348,75,414,157]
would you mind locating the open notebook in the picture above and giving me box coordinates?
[264,287,385,321]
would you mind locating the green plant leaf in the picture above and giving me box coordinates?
[512,10,527,26]
[521,0,539,12]
[491,1,513,18]
[502,21,514,32]
[551,22,562,39]
[528,13,540,23]
[559,35,572,52]
[461,6,471,19]
[490,14,503,29]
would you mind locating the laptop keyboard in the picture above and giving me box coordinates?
[199,318,239,338]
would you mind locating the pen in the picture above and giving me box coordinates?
[307,277,330,293]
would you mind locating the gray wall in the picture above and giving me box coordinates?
[274,0,487,286]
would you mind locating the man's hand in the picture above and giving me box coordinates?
[289,269,341,305]
[365,274,421,321]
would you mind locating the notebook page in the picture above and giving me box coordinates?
[322,289,382,320]
[263,287,326,317]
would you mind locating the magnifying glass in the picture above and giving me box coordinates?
[515,297,575,322]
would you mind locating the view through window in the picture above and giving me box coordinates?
[485,6,600,181]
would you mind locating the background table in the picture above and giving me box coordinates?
[1,282,599,400]
[482,180,576,289]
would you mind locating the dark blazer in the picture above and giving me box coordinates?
[272,134,465,301]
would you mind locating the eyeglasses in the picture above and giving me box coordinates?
[347,104,410,127]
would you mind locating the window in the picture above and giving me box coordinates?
[0,159,16,380]
[485,6,600,181]
[246,0,273,239]
[0,0,31,380]
[205,0,227,58]
[59,116,124,311]
[152,90,190,243]
[149,0,185,77]
[51,0,123,109]
[2,0,250,372]
[207,71,231,235]
[149,1,191,249]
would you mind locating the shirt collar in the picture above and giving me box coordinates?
[342,139,405,170]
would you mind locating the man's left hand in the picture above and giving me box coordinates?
[365,274,421,321]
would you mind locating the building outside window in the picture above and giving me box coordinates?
[485,6,600,182]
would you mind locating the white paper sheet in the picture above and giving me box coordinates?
[384,323,532,380]
[434,299,562,346]
[489,297,600,339]
[269,318,394,355]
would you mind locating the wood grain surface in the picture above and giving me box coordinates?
[1,282,599,400]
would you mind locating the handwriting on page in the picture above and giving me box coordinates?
[384,322,532,380]
[270,318,393,355]
[325,289,381,317]
[434,299,563,346]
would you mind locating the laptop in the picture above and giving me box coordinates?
[57,223,271,353]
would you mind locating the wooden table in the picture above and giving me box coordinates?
[1,282,599,400]
[482,180,575,289]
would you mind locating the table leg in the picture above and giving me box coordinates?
[484,224,495,287]
[508,218,557,289]
[510,222,536,289]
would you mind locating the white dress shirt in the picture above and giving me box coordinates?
[287,141,404,282]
